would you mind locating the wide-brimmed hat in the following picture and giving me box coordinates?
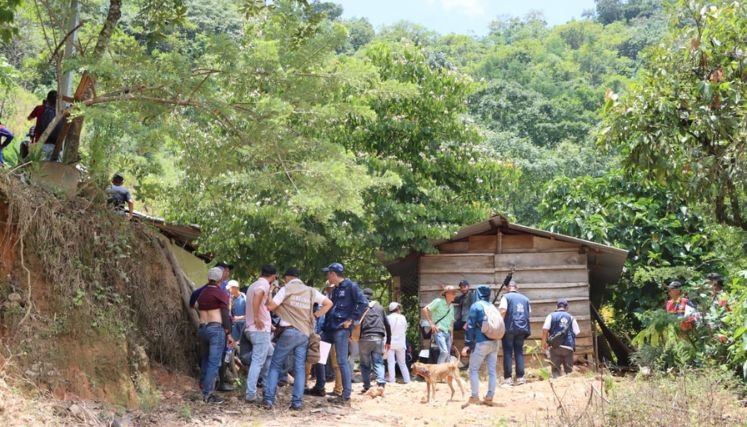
[441,285,458,296]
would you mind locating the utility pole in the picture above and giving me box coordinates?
[61,0,80,100]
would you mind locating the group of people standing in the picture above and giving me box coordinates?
[424,279,580,406]
[191,260,584,410]
[190,261,410,410]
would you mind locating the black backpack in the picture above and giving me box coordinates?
[38,104,62,144]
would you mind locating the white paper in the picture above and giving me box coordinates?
[418,349,430,359]
[319,341,332,365]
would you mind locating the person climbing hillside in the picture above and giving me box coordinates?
[106,173,134,220]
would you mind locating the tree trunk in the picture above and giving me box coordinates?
[61,0,121,163]
[591,304,633,367]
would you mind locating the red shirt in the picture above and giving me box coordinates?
[196,284,229,311]
[28,104,46,141]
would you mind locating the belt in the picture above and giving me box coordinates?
[200,322,222,328]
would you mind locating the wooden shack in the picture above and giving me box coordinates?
[385,215,627,362]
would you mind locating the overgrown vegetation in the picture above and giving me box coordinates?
[0,172,196,406]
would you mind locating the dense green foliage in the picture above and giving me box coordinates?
[600,0,747,231]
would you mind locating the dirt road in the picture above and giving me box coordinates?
[133,367,601,427]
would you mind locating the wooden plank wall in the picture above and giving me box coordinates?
[420,233,593,358]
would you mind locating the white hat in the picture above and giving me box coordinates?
[207,267,223,281]
[226,280,239,289]
[388,302,400,312]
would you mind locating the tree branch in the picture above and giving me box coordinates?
[46,20,85,65]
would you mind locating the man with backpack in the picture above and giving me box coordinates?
[542,299,580,378]
[499,280,531,386]
[460,285,504,407]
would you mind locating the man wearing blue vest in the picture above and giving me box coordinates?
[541,299,580,378]
[499,280,531,386]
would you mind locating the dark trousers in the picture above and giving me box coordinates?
[549,347,574,378]
[501,333,526,379]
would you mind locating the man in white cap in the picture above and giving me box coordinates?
[386,302,410,384]
[195,267,235,403]
[227,280,246,340]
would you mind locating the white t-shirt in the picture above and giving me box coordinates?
[542,310,581,351]
[499,294,532,314]
[273,287,326,327]
[386,312,408,349]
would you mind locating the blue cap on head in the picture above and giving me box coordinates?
[476,284,491,301]
[557,299,569,307]
[322,262,344,274]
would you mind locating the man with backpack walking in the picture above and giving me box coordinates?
[460,285,504,407]
[499,280,531,386]
[542,299,580,378]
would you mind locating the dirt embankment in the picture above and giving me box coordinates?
[0,173,198,411]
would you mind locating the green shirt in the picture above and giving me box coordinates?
[427,298,454,333]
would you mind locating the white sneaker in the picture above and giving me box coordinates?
[515,377,526,385]
[501,378,513,387]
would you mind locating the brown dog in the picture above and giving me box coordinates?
[411,361,465,403]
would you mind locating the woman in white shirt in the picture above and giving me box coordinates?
[386,302,410,384]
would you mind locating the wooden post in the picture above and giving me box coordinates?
[496,230,503,254]
[392,276,401,302]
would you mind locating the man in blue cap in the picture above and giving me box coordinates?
[542,299,580,378]
[461,285,499,406]
[321,262,368,406]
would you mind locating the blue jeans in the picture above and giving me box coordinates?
[245,331,272,400]
[435,330,451,364]
[469,340,498,398]
[359,337,386,389]
[198,324,226,398]
[324,328,352,399]
[502,333,526,379]
[264,328,309,408]
[231,320,245,341]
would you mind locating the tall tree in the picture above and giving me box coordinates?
[600,0,747,230]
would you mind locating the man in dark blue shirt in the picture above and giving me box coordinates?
[321,262,368,406]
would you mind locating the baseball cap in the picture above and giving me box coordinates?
[557,298,569,307]
[458,280,470,287]
[363,288,374,298]
[388,302,400,312]
[226,280,239,289]
[667,281,682,289]
[207,267,223,282]
[283,267,301,278]
[322,262,344,274]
